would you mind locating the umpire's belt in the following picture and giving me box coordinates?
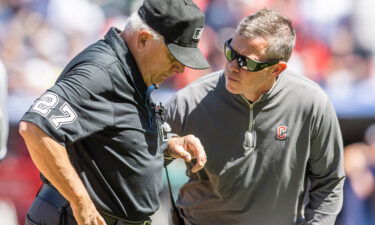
[37,183,72,215]
[38,183,151,225]
[100,211,152,225]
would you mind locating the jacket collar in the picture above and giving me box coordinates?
[219,70,286,106]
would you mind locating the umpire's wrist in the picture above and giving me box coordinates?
[164,134,180,160]
[164,148,176,160]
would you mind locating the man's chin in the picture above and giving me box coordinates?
[225,83,241,95]
[153,76,168,85]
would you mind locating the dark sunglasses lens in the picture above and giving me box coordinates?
[224,45,234,61]
[246,59,258,71]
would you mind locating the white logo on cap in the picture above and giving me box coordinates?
[193,28,204,40]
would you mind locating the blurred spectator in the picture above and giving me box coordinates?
[205,0,237,31]
[365,123,375,146]
[352,0,375,53]
[0,59,8,160]
[1,57,23,225]
[299,0,353,43]
[342,143,375,225]
[0,199,18,225]
[47,0,105,43]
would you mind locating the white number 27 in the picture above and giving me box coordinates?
[31,92,77,129]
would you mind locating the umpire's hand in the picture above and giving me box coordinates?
[70,197,107,225]
[166,135,207,173]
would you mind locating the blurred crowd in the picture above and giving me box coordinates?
[2,0,375,121]
[338,125,375,225]
[1,0,375,224]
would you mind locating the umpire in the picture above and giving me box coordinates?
[19,0,209,224]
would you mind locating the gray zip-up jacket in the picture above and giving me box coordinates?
[166,70,345,225]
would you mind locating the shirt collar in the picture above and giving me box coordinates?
[104,27,148,99]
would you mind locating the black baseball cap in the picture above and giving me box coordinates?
[138,0,210,69]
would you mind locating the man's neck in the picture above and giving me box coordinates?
[242,78,277,102]
[121,32,152,86]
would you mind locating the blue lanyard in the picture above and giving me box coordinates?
[146,85,156,127]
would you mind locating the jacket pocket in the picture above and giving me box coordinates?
[25,214,44,225]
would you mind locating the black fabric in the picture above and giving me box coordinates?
[36,184,72,225]
[37,184,70,211]
[26,184,77,225]
[21,27,168,221]
[137,0,209,69]
[100,212,151,225]
[166,42,210,69]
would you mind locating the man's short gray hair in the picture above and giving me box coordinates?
[125,13,163,40]
[236,8,296,62]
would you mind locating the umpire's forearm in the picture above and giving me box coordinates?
[19,121,92,206]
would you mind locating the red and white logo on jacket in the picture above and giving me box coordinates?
[276,126,288,140]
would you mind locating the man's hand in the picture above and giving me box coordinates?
[70,196,107,225]
[166,135,206,173]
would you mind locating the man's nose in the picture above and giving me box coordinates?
[227,58,240,72]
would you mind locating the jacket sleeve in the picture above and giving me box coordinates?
[162,94,183,165]
[165,93,185,136]
[305,99,346,225]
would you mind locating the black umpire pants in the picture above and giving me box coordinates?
[25,183,152,225]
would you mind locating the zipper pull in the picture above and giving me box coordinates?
[243,130,256,152]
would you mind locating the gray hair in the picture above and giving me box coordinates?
[236,8,296,62]
[125,13,163,40]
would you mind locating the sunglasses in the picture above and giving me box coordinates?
[224,38,280,72]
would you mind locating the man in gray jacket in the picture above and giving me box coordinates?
[166,8,345,225]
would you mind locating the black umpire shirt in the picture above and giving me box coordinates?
[21,27,167,221]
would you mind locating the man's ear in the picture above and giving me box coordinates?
[270,61,287,77]
[137,30,154,49]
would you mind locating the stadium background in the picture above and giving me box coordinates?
[1,0,375,224]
